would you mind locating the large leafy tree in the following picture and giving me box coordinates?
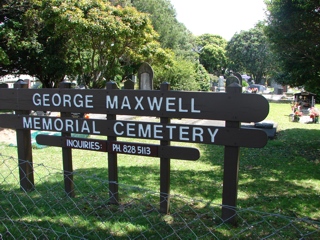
[196,34,228,76]
[131,0,196,57]
[226,25,273,83]
[264,0,320,93]
[132,0,211,90]
[0,0,75,87]
[1,0,169,88]
[56,0,169,88]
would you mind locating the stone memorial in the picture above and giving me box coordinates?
[138,62,154,90]
[217,76,225,92]
[124,79,135,90]
[226,75,240,87]
[234,72,243,86]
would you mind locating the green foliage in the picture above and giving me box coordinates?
[0,0,73,87]
[242,80,249,87]
[153,57,198,91]
[264,0,320,97]
[196,34,228,76]
[131,0,195,55]
[226,25,273,84]
[55,0,167,88]
[195,62,211,91]
[0,0,169,88]
[196,34,227,49]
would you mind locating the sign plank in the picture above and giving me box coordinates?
[0,88,269,122]
[0,114,268,148]
[35,135,200,160]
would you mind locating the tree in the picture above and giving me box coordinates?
[153,57,198,91]
[0,0,74,87]
[194,62,211,91]
[132,0,209,90]
[1,0,170,88]
[57,0,168,88]
[131,0,196,56]
[264,0,320,93]
[196,34,228,76]
[226,25,273,83]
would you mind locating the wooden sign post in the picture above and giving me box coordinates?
[222,83,242,224]
[14,80,34,192]
[160,83,171,213]
[59,81,74,197]
[106,81,119,205]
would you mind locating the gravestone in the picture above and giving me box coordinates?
[234,72,243,86]
[226,75,240,87]
[217,76,225,92]
[124,79,135,90]
[138,62,154,90]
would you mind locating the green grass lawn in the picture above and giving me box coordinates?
[1,102,319,238]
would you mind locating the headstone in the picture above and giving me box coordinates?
[217,76,225,92]
[234,72,243,86]
[124,80,135,90]
[226,75,240,87]
[138,62,154,90]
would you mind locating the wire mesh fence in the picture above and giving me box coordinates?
[1,154,320,239]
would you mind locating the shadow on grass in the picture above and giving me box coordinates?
[196,127,320,220]
[0,165,225,239]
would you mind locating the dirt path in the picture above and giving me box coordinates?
[0,128,16,144]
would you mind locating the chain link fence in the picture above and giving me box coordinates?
[1,154,320,239]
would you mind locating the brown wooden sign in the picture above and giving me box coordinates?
[0,81,270,224]
[35,135,200,160]
[0,88,269,122]
[0,115,268,147]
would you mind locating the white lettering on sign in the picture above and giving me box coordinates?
[111,143,152,155]
[31,93,201,114]
[113,122,219,143]
[32,93,94,108]
[22,117,100,134]
[21,117,219,143]
[66,139,101,150]
[106,96,200,113]
[113,143,122,152]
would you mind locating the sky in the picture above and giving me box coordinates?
[170,0,267,40]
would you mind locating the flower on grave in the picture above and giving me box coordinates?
[251,88,258,93]
[294,110,302,116]
[309,107,319,118]
[293,110,302,122]
[292,102,300,112]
